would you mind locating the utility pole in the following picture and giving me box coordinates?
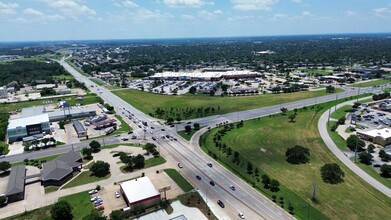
[334,93,339,112]
[327,108,331,127]
[357,87,360,102]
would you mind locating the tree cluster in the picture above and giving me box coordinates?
[320,163,345,184]
[285,145,310,164]
[90,161,110,177]
[372,92,390,101]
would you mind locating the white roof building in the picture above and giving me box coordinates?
[8,114,50,130]
[120,176,161,208]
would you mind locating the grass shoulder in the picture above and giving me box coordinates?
[164,168,194,193]
[62,170,110,189]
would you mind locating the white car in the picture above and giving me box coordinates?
[90,196,100,202]
[238,212,245,219]
[115,191,120,198]
[88,189,98,195]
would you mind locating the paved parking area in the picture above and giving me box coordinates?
[149,172,184,200]
[139,200,207,220]
[97,183,126,216]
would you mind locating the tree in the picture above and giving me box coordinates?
[166,117,174,124]
[358,152,373,165]
[133,154,145,169]
[193,123,200,130]
[247,162,253,174]
[380,164,391,178]
[288,114,296,122]
[326,85,335,93]
[83,209,105,220]
[285,145,310,164]
[379,150,389,161]
[189,86,197,94]
[209,90,215,96]
[184,125,192,134]
[89,140,101,152]
[110,210,123,220]
[367,144,375,153]
[50,200,73,220]
[346,135,365,152]
[59,120,65,129]
[320,163,345,184]
[280,107,288,115]
[261,174,270,188]
[270,179,280,192]
[90,161,110,177]
[0,161,10,173]
[81,148,93,160]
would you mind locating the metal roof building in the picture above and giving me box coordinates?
[7,114,51,143]
[120,176,161,210]
[6,165,26,203]
[72,120,87,137]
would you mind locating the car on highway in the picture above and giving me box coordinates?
[0,154,5,159]
[161,128,165,131]
[115,191,120,198]
[128,131,133,134]
[151,126,154,129]
[217,200,225,208]
[88,189,98,195]
[230,185,236,191]
[210,180,215,186]
[238,213,245,219]
[187,122,192,124]
[121,138,129,141]
[178,163,183,168]
[207,162,213,167]
[131,135,137,140]
[196,175,201,180]
[152,137,156,141]
[115,134,121,137]
[373,164,381,167]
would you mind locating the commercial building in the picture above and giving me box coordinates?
[72,120,87,137]
[357,128,391,146]
[0,86,8,99]
[48,107,96,122]
[120,177,161,210]
[41,151,82,186]
[55,88,72,95]
[148,69,259,81]
[5,165,26,203]
[7,114,51,143]
[34,84,56,90]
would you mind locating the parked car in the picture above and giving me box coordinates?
[210,181,215,186]
[88,189,98,195]
[115,134,121,137]
[121,138,129,141]
[90,196,100,202]
[207,162,213,167]
[96,205,104,210]
[230,185,236,191]
[128,131,133,134]
[238,212,245,219]
[217,200,225,208]
[196,175,201,180]
[115,191,120,198]
[178,163,183,168]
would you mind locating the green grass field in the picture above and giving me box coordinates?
[164,168,194,192]
[59,191,94,220]
[178,129,199,141]
[352,79,391,88]
[113,88,342,119]
[62,171,110,189]
[113,114,132,134]
[330,105,352,119]
[144,156,166,168]
[200,100,391,220]
[327,121,351,151]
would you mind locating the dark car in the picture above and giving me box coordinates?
[161,129,165,131]
[373,164,381,167]
[217,200,225,208]
[128,131,133,134]
[196,175,201,180]
[210,181,215,186]
[112,153,120,157]
[230,185,236,191]
[207,162,213,167]
[187,122,192,124]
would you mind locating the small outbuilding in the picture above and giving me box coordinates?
[6,165,26,203]
[120,176,161,210]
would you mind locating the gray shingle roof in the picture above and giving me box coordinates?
[41,151,82,181]
[6,165,26,196]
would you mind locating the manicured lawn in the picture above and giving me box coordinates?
[12,154,62,168]
[44,186,59,194]
[144,156,166,168]
[178,129,199,141]
[352,159,391,189]
[327,121,351,151]
[59,191,94,220]
[113,88,342,119]
[113,114,132,134]
[330,105,352,119]
[200,98,391,220]
[352,79,391,88]
[178,191,217,220]
[62,171,110,189]
[164,168,194,192]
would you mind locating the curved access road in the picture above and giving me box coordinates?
[317,99,391,198]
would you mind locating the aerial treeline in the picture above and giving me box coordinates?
[0,47,53,57]
[151,106,221,120]
[0,113,9,142]
[79,34,391,76]
[0,61,68,86]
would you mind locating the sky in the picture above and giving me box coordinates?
[1,0,391,42]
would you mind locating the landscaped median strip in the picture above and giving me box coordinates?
[164,168,194,192]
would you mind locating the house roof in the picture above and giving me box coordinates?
[358,128,391,140]
[41,151,82,181]
[120,177,160,205]
[6,165,26,196]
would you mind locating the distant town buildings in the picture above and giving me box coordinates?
[148,69,259,81]
[0,86,8,99]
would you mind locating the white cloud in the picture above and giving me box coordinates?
[24,8,44,16]
[40,0,96,15]
[228,15,254,21]
[0,1,19,15]
[198,9,222,20]
[164,0,214,8]
[181,14,195,19]
[273,13,286,18]
[126,9,173,22]
[232,0,278,11]
[9,17,29,24]
[122,0,139,8]
[302,11,313,16]
[345,10,356,17]
[373,7,391,17]
[291,0,301,3]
